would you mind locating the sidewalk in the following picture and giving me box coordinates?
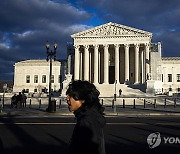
[1,104,180,117]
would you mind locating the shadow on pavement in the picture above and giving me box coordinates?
[0,116,69,154]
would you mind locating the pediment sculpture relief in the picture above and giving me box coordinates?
[72,22,152,37]
[87,25,138,36]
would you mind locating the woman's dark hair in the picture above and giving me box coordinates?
[66,80,104,113]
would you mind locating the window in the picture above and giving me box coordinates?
[168,74,172,82]
[169,87,172,91]
[177,88,180,92]
[34,89,37,92]
[51,75,54,83]
[42,75,46,83]
[26,75,30,83]
[162,74,163,82]
[177,74,180,82]
[34,75,38,83]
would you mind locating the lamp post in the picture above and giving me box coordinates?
[114,80,117,101]
[46,41,57,109]
[113,80,117,113]
[2,83,7,108]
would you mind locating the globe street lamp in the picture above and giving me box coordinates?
[46,41,57,111]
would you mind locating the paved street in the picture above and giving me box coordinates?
[0,115,180,154]
[0,102,180,154]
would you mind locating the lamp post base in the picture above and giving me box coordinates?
[46,99,56,113]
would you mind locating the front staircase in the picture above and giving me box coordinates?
[95,83,151,97]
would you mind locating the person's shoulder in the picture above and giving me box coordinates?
[78,113,94,127]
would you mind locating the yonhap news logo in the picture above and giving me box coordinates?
[147,132,161,148]
[147,132,180,149]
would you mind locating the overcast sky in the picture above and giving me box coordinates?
[0,0,180,81]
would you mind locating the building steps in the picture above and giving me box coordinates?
[95,83,152,97]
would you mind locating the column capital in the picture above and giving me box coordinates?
[134,44,140,48]
[74,45,80,49]
[94,44,99,50]
[103,44,109,48]
[145,43,150,47]
[114,44,120,48]
[84,45,89,49]
[124,44,130,48]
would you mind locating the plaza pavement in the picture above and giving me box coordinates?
[1,102,180,117]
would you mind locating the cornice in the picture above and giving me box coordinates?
[162,57,180,61]
[74,36,151,43]
[15,59,61,66]
[73,35,152,40]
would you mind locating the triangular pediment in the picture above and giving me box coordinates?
[71,22,152,38]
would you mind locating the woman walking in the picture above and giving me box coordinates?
[66,80,106,154]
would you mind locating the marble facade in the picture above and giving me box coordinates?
[71,22,152,85]
[13,60,61,93]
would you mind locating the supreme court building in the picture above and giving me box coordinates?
[69,22,180,96]
[69,22,154,96]
[71,22,152,85]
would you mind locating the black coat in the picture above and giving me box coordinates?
[69,106,106,154]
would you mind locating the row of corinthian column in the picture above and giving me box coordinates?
[74,43,150,84]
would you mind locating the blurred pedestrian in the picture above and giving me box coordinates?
[22,92,27,108]
[11,94,17,108]
[119,89,122,96]
[16,92,22,108]
[66,80,106,154]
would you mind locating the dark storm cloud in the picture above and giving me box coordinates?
[1,0,180,81]
[77,0,180,57]
[0,0,90,32]
[0,0,92,80]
